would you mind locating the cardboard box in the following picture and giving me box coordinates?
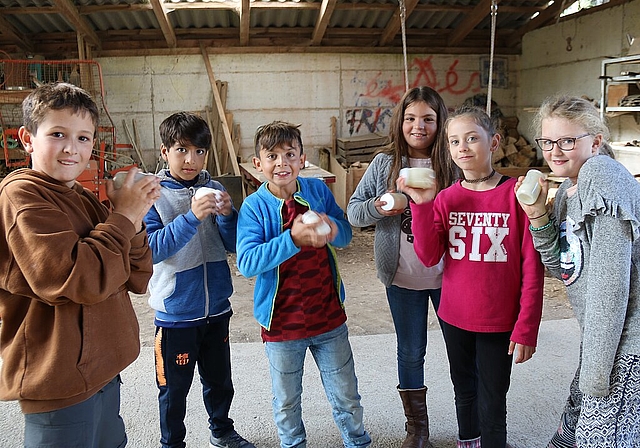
[607,83,640,107]
[328,156,369,211]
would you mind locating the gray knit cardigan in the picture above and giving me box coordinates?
[347,153,403,286]
[531,155,640,397]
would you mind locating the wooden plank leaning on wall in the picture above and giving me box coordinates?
[199,43,241,178]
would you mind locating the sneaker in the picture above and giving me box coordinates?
[209,430,256,448]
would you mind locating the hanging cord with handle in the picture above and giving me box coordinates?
[486,0,497,116]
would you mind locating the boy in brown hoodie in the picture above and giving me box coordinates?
[0,82,161,447]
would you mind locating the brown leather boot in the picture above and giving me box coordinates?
[398,386,434,448]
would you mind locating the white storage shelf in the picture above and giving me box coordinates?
[600,55,640,119]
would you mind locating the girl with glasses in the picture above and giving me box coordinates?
[517,95,640,447]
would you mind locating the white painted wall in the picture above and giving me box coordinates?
[95,0,640,172]
[519,0,640,146]
[96,53,518,169]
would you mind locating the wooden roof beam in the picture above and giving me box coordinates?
[448,0,497,46]
[149,0,177,48]
[0,5,58,14]
[50,0,101,49]
[311,0,338,45]
[239,0,250,46]
[0,13,35,53]
[379,0,420,46]
[78,4,152,13]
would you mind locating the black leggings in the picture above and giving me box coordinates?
[441,321,513,448]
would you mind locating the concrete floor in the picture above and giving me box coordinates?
[0,318,580,448]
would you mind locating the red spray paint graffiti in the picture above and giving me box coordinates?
[346,56,482,135]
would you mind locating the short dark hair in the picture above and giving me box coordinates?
[22,82,99,136]
[254,121,304,157]
[159,112,211,150]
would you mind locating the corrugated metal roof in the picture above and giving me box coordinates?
[0,0,612,57]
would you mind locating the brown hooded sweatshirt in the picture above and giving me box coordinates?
[0,169,151,413]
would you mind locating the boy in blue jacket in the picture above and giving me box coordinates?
[144,112,255,448]
[236,121,371,448]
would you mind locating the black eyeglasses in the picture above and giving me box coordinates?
[535,133,591,152]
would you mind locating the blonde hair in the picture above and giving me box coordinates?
[534,95,610,152]
[445,105,497,139]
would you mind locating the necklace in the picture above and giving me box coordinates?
[463,169,496,184]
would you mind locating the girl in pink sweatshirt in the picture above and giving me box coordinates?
[398,105,544,448]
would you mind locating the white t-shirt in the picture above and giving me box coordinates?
[392,157,444,290]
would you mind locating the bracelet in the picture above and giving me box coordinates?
[528,211,548,221]
[529,220,553,232]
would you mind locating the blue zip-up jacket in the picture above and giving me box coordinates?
[144,169,237,325]
[236,177,352,330]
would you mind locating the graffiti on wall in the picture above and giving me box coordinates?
[346,56,483,136]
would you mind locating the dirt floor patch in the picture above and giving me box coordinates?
[131,227,573,347]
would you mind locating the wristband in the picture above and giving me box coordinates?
[528,211,548,221]
[529,220,553,232]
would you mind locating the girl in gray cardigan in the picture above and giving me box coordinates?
[516,95,640,447]
[347,86,458,448]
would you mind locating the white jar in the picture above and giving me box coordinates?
[113,171,156,189]
[516,170,547,205]
[380,192,408,211]
[301,211,331,235]
[194,187,222,200]
[399,167,436,189]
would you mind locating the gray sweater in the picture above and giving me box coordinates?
[531,155,640,397]
[347,153,403,286]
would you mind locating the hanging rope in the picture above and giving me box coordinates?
[556,0,567,24]
[486,0,497,116]
[399,0,409,92]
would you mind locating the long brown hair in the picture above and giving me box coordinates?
[378,86,458,193]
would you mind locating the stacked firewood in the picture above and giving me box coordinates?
[492,116,539,168]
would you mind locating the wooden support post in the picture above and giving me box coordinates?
[216,81,229,173]
[77,33,85,60]
[199,43,240,176]
[205,107,222,177]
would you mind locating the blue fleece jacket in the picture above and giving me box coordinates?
[144,169,237,325]
[236,177,352,330]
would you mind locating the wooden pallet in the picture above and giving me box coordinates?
[336,132,387,164]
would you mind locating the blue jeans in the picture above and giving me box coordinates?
[386,285,441,389]
[24,376,126,448]
[264,323,371,448]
